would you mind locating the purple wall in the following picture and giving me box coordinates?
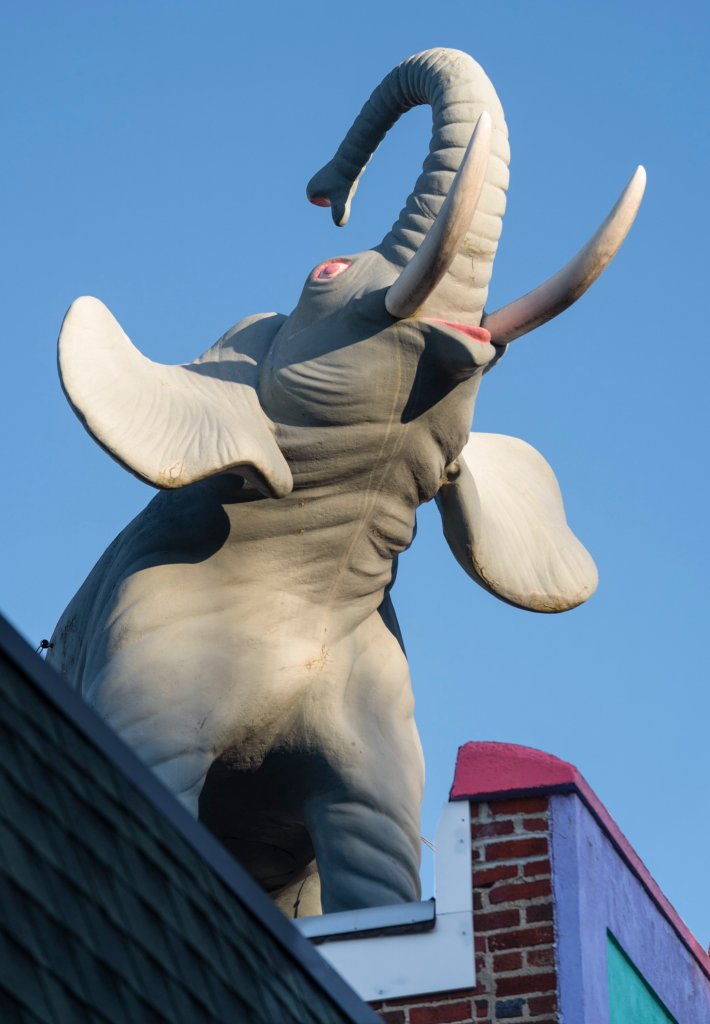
[551,793,710,1023]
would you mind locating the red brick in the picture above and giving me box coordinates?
[470,803,481,819]
[473,889,484,911]
[474,908,521,932]
[485,837,548,862]
[527,946,555,968]
[526,902,554,923]
[489,879,552,904]
[496,971,557,997]
[522,817,549,832]
[492,951,522,972]
[475,953,486,973]
[490,797,548,815]
[376,1012,406,1024]
[523,858,551,878]
[474,999,488,1014]
[409,1000,473,1023]
[472,820,515,838]
[474,864,518,887]
[475,935,487,952]
[488,925,554,951]
[528,994,558,1014]
[472,847,482,861]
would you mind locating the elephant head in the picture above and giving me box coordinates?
[58,48,644,614]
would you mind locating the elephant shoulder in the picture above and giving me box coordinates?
[192,312,288,382]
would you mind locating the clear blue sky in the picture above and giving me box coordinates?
[2,2,708,943]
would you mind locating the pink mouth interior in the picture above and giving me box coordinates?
[310,196,331,207]
[429,319,492,344]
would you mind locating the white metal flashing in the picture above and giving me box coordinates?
[295,802,474,1001]
[297,898,435,943]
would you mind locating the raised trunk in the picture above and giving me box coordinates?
[307,48,510,323]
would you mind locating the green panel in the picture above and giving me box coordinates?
[608,933,677,1023]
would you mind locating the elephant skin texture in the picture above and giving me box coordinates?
[49,48,642,917]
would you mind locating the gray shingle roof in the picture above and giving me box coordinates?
[0,614,378,1024]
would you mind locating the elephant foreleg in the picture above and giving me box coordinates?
[302,611,424,913]
[305,794,422,912]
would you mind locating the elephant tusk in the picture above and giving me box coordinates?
[482,165,647,345]
[385,112,492,320]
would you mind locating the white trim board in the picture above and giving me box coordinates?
[295,802,474,1002]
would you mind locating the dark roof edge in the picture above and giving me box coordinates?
[0,613,379,1024]
[450,740,710,981]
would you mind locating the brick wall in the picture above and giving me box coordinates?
[371,796,559,1024]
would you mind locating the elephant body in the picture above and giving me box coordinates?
[49,49,642,915]
[50,294,484,911]
[51,469,425,912]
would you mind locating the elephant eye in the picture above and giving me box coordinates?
[312,259,352,281]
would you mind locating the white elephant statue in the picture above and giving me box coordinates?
[49,48,644,916]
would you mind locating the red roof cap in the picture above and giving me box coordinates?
[451,741,582,800]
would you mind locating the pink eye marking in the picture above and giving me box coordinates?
[312,259,352,282]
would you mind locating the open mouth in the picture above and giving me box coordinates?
[427,319,492,345]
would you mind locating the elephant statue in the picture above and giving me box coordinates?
[49,48,644,917]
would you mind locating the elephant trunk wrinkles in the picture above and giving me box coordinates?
[307,48,510,323]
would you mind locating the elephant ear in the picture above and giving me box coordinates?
[436,433,597,612]
[58,296,293,498]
